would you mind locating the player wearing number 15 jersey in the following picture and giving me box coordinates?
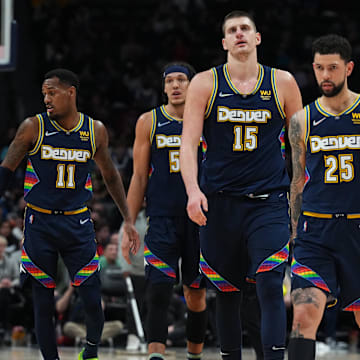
[288,34,360,360]
[180,11,303,360]
[0,68,138,360]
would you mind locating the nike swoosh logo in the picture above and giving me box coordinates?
[313,117,326,126]
[158,121,171,127]
[220,351,230,356]
[272,346,286,351]
[20,264,27,274]
[219,92,234,97]
[45,131,59,136]
[80,218,90,225]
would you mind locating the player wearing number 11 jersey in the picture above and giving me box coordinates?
[0,68,138,360]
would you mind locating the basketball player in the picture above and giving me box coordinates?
[121,62,207,360]
[180,11,302,360]
[0,69,139,360]
[288,34,360,359]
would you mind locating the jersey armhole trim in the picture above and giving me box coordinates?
[89,116,96,158]
[150,109,157,143]
[271,68,286,120]
[204,68,218,119]
[28,114,44,156]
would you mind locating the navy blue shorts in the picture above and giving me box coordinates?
[200,191,289,292]
[21,207,99,289]
[144,216,203,288]
[292,213,360,311]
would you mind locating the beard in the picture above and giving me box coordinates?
[318,80,345,97]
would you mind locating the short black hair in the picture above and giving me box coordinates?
[44,68,80,90]
[222,10,257,36]
[312,34,352,62]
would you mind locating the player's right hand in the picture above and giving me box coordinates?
[121,223,140,265]
[186,189,208,226]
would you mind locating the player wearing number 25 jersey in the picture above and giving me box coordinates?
[289,34,360,360]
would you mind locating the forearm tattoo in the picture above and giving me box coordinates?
[289,113,305,234]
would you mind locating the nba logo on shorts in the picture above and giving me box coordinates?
[303,221,307,232]
[29,215,34,224]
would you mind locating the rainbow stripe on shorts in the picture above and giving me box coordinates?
[344,299,360,312]
[291,257,330,292]
[72,252,99,286]
[144,244,176,278]
[200,253,239,292]
[257,242,289,273]
[21,248,55,288]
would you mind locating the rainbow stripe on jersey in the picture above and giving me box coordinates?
[24,159,40,196]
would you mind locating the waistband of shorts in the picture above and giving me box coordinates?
[303,211,360,219]
[26,203,88,215]
[216,189,286,200]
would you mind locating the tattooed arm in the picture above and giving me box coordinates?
[289,109,306,241]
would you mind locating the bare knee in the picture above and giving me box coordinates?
[183,286,206,311]
[354,311,360,328]
[291,287,327,339]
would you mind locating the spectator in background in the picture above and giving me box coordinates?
[118,204,147,351]
[0,235,21,344]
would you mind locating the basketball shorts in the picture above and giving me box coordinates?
[292,213,360,311]
[200,191,290,292]
[144,215,203,288]
[21,206,99,289]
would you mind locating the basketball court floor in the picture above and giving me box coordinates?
[1,346,360,359]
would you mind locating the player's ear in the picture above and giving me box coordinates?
[346,60,354,77]
[68,86,76,98]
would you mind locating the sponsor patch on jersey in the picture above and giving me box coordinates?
[260,89,272,100]
[352,112,360,124]
[79,130,90,141]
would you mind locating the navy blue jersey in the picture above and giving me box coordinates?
[201,63,289,196]
[146,105,205,216]
[24,112,95,210]
[302,96,360,213]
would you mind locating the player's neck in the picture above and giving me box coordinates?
[53,109,80,130]
[164,103,184,120]
[320,89,358,114]
[227,52,258,81]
